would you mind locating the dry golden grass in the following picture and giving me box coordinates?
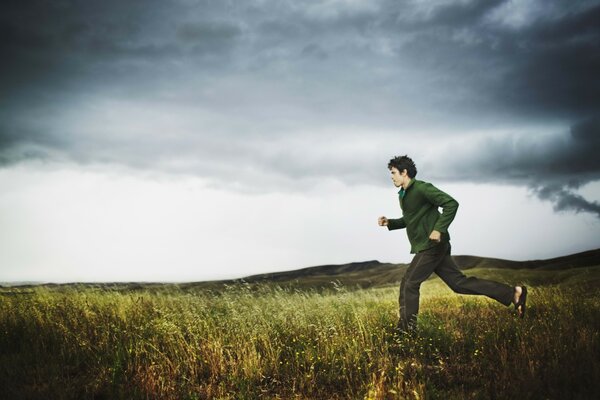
[1,280,598,399]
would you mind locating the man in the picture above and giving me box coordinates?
[378,155,527,333]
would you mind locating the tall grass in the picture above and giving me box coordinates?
[0,282,598,399]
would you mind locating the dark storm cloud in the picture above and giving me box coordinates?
[499,6,600,117]
[529,118,600,217]
[0,0,241,100]
[0,0,598,214]
[390,0,600,119]
[448,117,600,183]
[414,0,505,27]
[434,116,600,217]
[534,186,600,218]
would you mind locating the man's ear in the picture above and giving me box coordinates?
[401,169,408,176]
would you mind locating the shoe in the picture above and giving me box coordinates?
[514,286,528,318]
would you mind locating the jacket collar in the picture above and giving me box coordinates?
[398,178,416,197]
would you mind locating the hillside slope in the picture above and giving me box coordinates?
[180,248,600,291]
[4,248,598,292]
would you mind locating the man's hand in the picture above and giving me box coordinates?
[378,216,389,226]
[429,230,441,242]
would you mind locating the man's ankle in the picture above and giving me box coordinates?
[514,286,522,304]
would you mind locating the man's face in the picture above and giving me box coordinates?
[390,167,408,188]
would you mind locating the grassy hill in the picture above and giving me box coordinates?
[175,247,600,292]
[1,249,599,399]
[3,248,599,293]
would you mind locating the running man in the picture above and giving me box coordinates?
[378,155,527,333]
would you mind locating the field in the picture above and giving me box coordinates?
[1,265,599,399]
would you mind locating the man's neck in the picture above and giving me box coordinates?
[402,178,412,190]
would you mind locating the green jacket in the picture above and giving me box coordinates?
[387,179,459,254]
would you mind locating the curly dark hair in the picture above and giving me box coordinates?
[388,155,417,178]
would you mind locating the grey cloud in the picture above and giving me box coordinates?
[419,0,504,27]
[300,43,328,60]
[500,5,600,117]
[568,118,600,175]
[0,0,599,215]
[534,186,600,218]
[435,117,600,217]
[177,21,241,43]
[450,117,600,182]
[391,1,600,120]
[0,1,240,95]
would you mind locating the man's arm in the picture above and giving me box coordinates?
[386,217,406,230]
[422,183,459,233]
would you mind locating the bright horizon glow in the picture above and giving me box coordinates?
[1,163,598,283]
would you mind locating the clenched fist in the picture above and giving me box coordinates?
[378,216,389,226]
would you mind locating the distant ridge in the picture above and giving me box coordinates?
[453,248,600,271]
[210,248,600,290]
[2,248,599,291]
[242,260,387,282]
[235,248,600,279]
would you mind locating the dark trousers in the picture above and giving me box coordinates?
[398,241,514,332]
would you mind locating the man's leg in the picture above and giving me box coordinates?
[434,244,514,306]
[398,243,448,332]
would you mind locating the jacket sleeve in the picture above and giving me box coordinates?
[422,183,459,233]
[387,217,406,230]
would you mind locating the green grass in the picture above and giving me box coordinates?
[1,269,599,399]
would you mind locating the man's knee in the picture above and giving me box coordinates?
[401,276,421,294]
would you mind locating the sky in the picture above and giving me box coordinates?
[1,0,599,283]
